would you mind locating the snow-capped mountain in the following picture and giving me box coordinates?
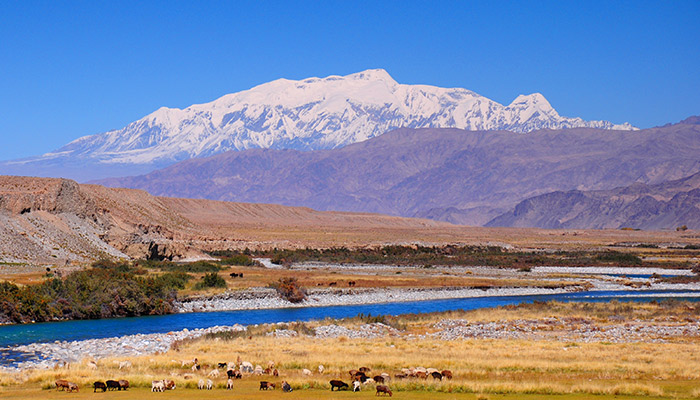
[4,69,635,177]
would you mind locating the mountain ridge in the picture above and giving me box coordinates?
[0,69,634,181]
[486,171,700,230]
[95,117,700,226]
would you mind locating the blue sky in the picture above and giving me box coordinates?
[1,0,698,160]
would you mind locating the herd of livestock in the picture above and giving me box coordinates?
[52,358,453,396]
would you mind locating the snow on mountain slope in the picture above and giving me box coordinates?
[29,69,637,166]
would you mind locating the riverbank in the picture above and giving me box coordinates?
[175,286,577,312]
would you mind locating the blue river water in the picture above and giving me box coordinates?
[1,289,699,349]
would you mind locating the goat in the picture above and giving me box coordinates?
[376,384,393,396]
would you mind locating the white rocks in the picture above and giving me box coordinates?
[175,286,575,313]
[3,324,244,372]
[314,323,400,339]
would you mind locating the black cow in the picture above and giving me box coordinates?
[105,380,120,391]
[330,380,349,391]
[93,381,107,393]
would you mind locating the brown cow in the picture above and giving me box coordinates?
[259,381,275,390]
[330,380,349,391]
[55,380,69,391]
[118,379,130,390]
[441,369,453,380]
[67,382,79,392]
[359,366,371,374]
[373,375,385,384]
[376,385,393,396]
[163,379,176,390]
[415,371,428,379]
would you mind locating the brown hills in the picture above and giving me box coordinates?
[2,176,699,265]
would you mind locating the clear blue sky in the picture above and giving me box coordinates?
[1,0,698,160]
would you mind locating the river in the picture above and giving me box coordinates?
[2,289,699,349]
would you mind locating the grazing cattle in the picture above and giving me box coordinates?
[441,370,453,380]
[363,378,375,385]
[93,381,107,392]
[56,379,70,391]
[273,368,279,377]
[218,362,228,369]
[394,373,407,379]
[415,371,428,379]
[431,371,443,380]
[163,380,176,390]
[414,367,427,373]
[359,367,371,374]
[268,360,276,369]
[376,385,393,396]
[105,380,120,391]
[118,380,129,390]
[380,373,390,382]
[208,369,220,378]
[67,382,79,392]
[254,365,264,375]
[302,368,312,376]
[119,360,132,369]
[226,379,234,390]
[206,379,213,390]
[373,375,385,384]
[227,369,242,379]
[353,381,361,392]
[282,381,292,392]
[198,379,205,390]
[318,364,325,374]
[151,380,165,392]
[330,380,349,391]
[259,381,275,390]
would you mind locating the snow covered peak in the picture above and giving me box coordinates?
[347,68,396,82]
[509,93,553,110]
[49,70,637,165]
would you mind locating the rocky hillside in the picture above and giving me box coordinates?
[96,116,700,226]
[0,69,633,181]
[487,172,700,230]
[0,176,448,265]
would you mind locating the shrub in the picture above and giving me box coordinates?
[219,254,260,266]
[0,261,188,324]
[269,277,307,303]
[194,272,227,289]
[594,251,642,265]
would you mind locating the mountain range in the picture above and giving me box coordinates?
[0,69,634,181]
[96,117,700,228]
[487,170,700,230]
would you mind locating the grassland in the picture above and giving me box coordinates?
[2,301,700,399]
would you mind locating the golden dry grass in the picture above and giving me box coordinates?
[3,302,700,398]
